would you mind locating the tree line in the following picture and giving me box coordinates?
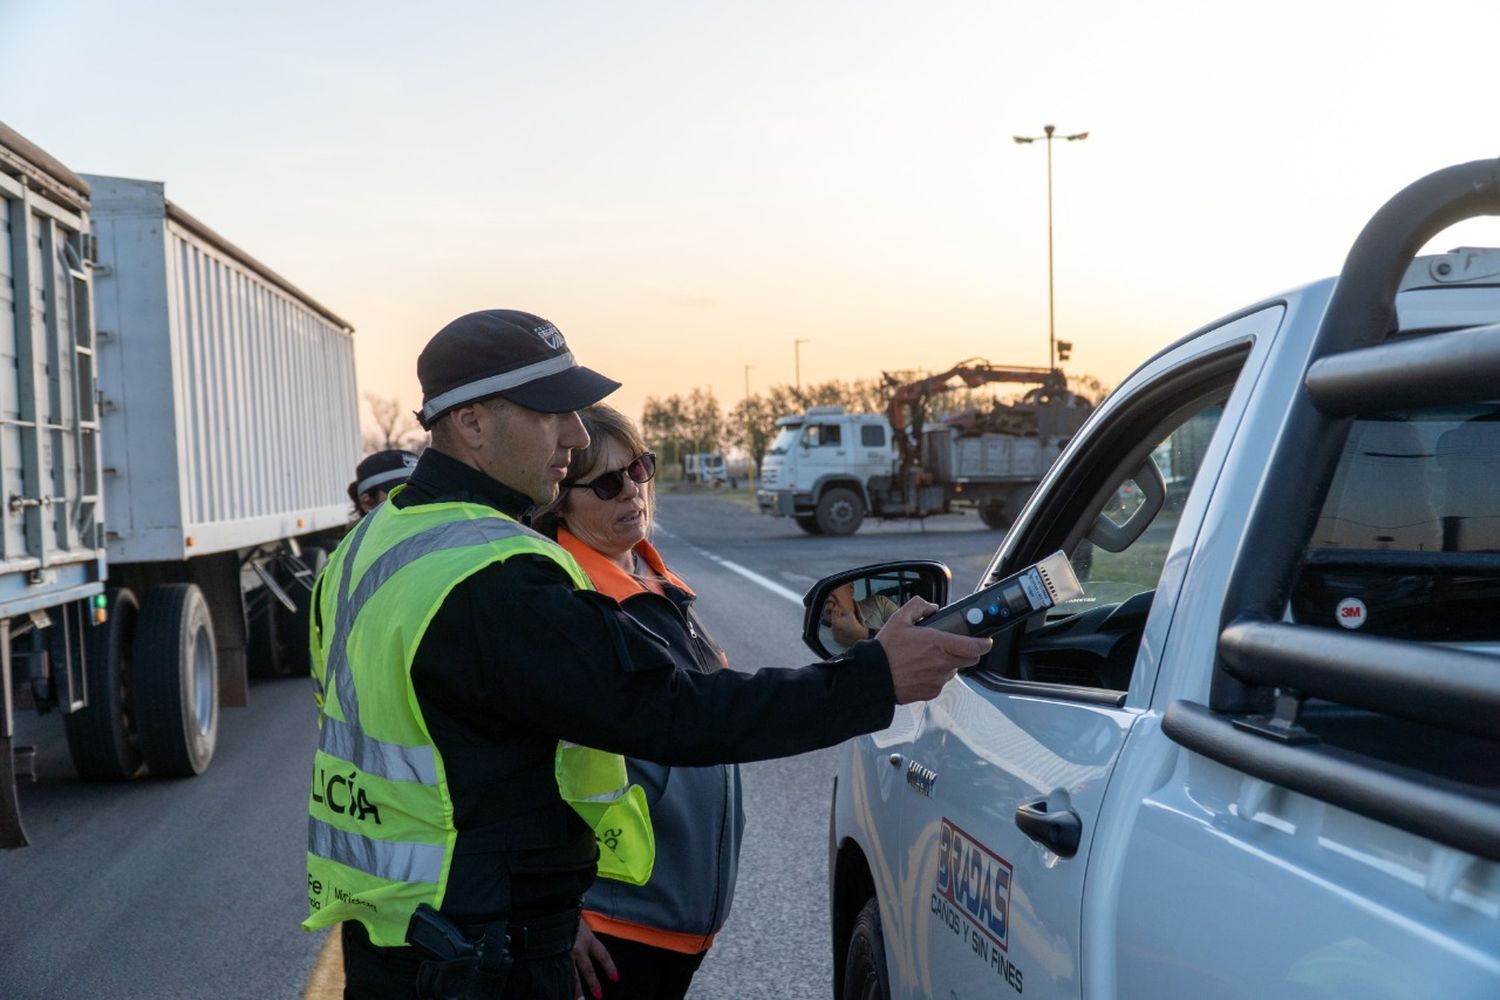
[362,371,1110,470]
[642,373,1109,472]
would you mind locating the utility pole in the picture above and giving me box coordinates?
[743,363,755,486]
[1014,124,1088,371]
[794,338,810,390]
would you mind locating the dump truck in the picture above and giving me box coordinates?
[756,362,1093,535]
[0,123,359,847]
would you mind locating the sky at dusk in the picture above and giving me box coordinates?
[8,0,1500,432]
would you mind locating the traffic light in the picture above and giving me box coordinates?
[1057,340,1073,362]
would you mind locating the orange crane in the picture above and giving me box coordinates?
[882,359,1067,472]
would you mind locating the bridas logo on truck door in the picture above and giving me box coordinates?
[933,818,1024,992]
[936,817,1011,949]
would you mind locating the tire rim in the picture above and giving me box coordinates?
[191,625,215,737]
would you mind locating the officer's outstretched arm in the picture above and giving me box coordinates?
[874,598,992,704]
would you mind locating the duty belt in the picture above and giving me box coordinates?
[406,903,581,1000]
[458,907,579,959]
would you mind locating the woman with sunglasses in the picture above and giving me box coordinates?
[534,404,742,1000]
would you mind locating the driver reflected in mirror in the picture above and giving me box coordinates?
[820,582,901,650]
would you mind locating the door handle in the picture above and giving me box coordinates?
[1014,798,1082,858]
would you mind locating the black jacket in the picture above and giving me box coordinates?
[392,449,896,923]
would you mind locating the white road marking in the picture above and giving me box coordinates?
[655,527,804,605]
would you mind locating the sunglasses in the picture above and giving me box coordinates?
[567,452,656,501]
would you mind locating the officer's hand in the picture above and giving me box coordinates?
[571,919,616,1000]
[876,598,992,704]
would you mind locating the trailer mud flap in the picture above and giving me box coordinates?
[0,735,28,848]
[1,623,29,848]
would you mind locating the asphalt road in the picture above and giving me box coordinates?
[0,491,1003,999]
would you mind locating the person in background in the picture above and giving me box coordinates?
[532,405,736,1000]
[347,448,419,516]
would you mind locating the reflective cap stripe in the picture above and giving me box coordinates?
[356,468,412,496]
[319,715,438,785]
[420,352,578,422]
[309,817,444,886]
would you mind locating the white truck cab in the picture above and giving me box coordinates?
[810,161,1500,998]
[758,407,894,532]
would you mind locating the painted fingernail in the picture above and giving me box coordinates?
[593,989,603,999]
[609,970,620,982]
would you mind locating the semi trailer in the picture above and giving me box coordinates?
[0,122,359,847]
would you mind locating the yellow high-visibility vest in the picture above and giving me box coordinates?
[303,493,655,946]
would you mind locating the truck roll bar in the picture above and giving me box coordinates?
[1212,157,1500,713]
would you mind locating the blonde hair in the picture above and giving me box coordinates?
[533,404,655,536]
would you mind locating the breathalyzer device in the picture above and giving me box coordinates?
[919,551,1084,637]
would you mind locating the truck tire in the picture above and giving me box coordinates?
[842,898,891,1000]
[63,590,144,782]
[134,584,218,777]
[279,546,328,679]
[794,515,824,535]
[979,501,1012,530]
[816,488,865,536]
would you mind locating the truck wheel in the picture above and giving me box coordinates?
[842,898,891,1000]
[279,546,328,679]
[63,590,144,782]
[979,501,1012,530]
[816,488,865,536]
[794,516,824,535]
[135,584,218,777]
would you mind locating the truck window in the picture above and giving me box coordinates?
[979,333,1255,697]
[805,424,841,447]
[1065,401,1227,613]
[1291,403,1500,642]
[767,426,801,455]
[860,425,885,447]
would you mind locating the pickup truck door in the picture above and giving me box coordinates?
[893,308,1279,999]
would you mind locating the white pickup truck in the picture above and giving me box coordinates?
[804,159,1500,998]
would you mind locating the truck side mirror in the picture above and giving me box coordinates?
[802,560,952,659]
[1086,457,1167,553]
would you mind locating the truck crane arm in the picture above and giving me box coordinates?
[882,359,1066,471]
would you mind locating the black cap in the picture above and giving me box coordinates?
[352,449,419,497]
[416,310,620,428]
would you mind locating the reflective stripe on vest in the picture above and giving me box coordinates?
[303,496,654,947]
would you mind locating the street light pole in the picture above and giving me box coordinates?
[743,363,755,485]
[1014,124,1088,371]
[794,338,810,389]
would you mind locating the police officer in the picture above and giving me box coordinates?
[303,309,991,1000]
[348,448,420,516]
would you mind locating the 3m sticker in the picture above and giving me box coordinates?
[1335,597,1367,630]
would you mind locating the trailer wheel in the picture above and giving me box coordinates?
[816,488,865,536]
[63,589,144,782]
[135,584,218,777]
[841,898,891,1000]
[279,546,328,679]
[794,516,824,535]
[979,502,1012,530]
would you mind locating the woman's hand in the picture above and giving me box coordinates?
[571,919,617,1000]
